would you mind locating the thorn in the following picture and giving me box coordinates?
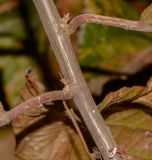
[61,13,72,34]
[63,13,71,24]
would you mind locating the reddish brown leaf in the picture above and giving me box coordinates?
[12,73,89,160]
[99,77,152,111]
[106,106,152,160]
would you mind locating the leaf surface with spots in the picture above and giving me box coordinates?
[79,0,152,96]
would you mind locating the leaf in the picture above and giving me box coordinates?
[135,93,152,109]
[140,3,152,26]
[15,121,89,160]
[134,76,152,108]
[0,56,40,106]
[105,106,152,160]
[12,70,47,134]
[85,0,138,18]
[0,127,16,160]
[0,4,26,50]
[13,75,89,160]
[84,72,112,96]
[79,14,151,72]
[98,86,144,111]
[79,0,152,96]
[98,76,152,111]
[98,77,152,159]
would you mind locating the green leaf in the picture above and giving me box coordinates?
[85,0,138,19]
[0,56,40,106]
[0,9,26,50]
[79,0,152,72]
[79,0,152,96]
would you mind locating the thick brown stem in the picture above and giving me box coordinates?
[32,0,121,159]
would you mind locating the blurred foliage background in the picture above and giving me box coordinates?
[0,0,152,160]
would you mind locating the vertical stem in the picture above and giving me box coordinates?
[32,0,120,159]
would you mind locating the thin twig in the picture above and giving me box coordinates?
[64,102,102,160]
[68,14,152,34]
[0,84,78,127]
[63,101,92,158]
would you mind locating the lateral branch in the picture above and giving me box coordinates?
[68,14,152,34]
[0,84,78,127]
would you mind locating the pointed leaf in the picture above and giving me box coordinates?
[99,77,152,111]
[133,77,152,108]
[98,86,144,111]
